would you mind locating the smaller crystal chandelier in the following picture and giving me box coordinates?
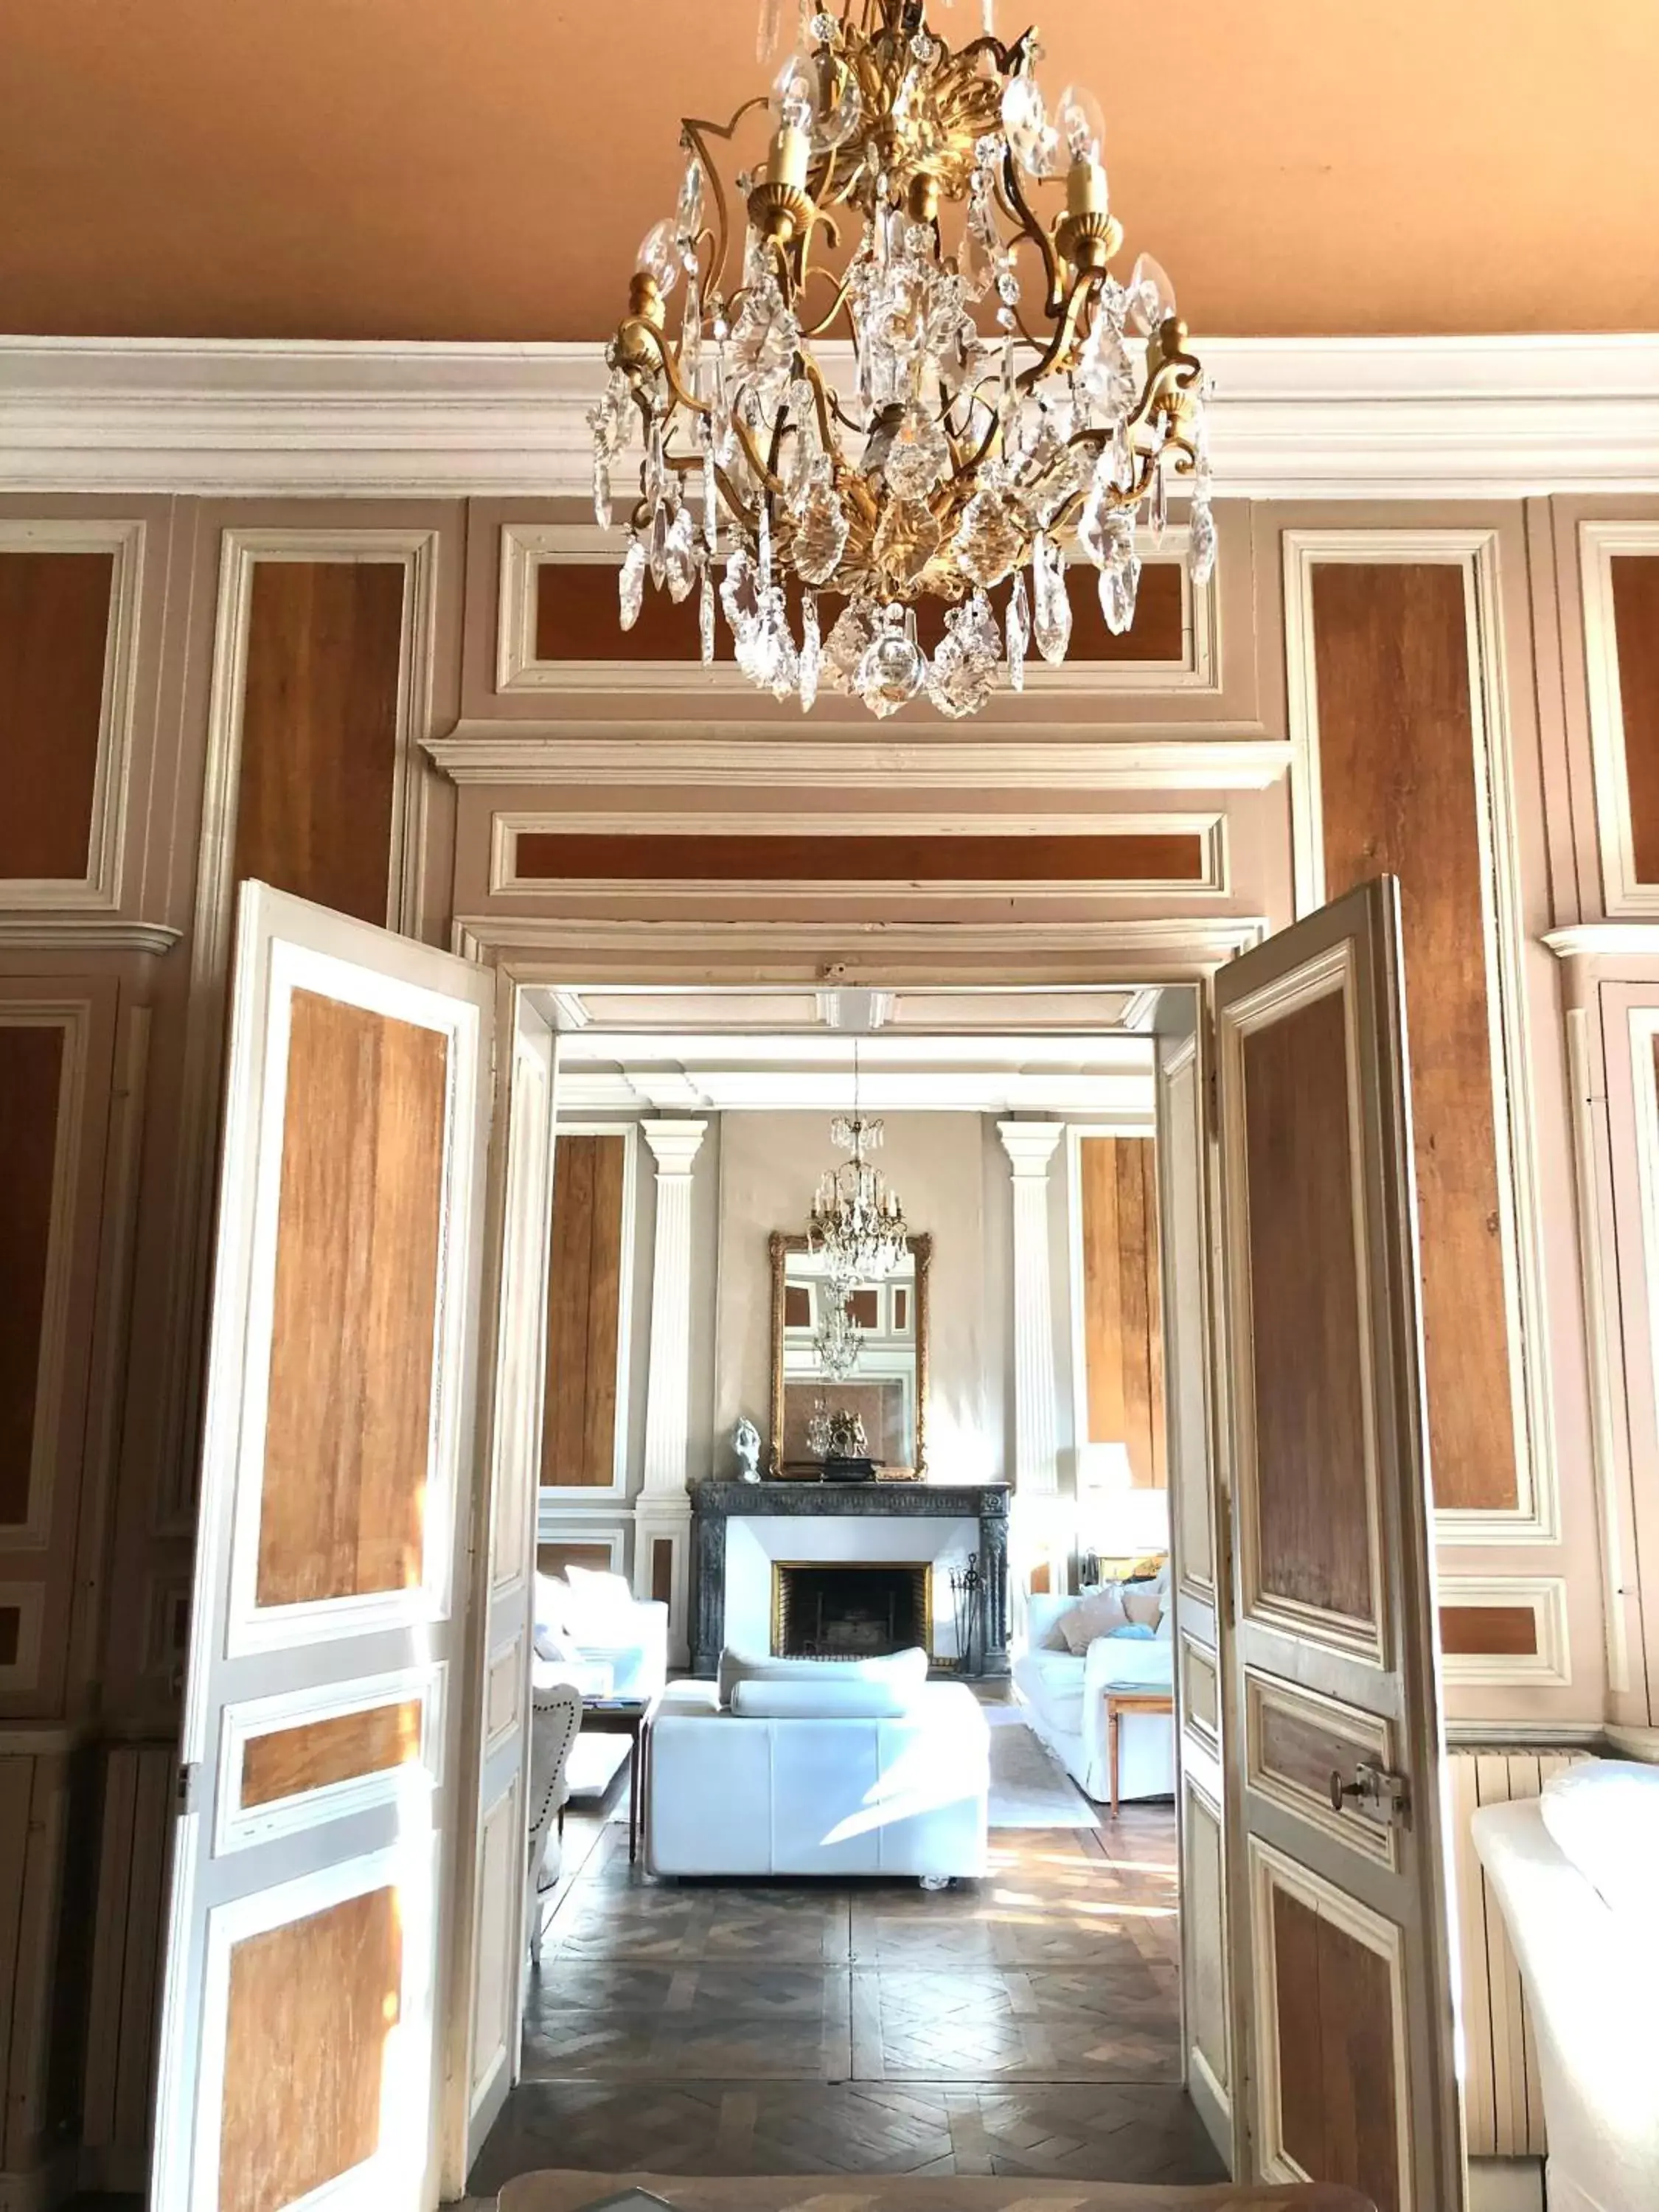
[813,1295,865,1381]
[807,1044,910,1290]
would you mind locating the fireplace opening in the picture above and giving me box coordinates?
[773,1562,931,1660]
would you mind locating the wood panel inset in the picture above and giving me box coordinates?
[233,560,406,927]
[1079,1135,1167,1486]
[1272,1885,1400,2212]
[218,1885,401,2212]
[1242,988,1373,1627]
[257,990,449,1607]
[651,1538,673,1607]
[542,1135,625,1488]
[534,559,1185,667]
[240,1700,423,1809]
[783,1284,811,1329]
[1610,554,1659,884]
[1438,1604,1538,1657]
[486,1649,520,1740]
[0,1607,19,1667]
[0,1023,66,1527]
[0,550,114,881]
[513,830,1206,886]
[1182,1643,1219,1736]
[1312,561,1516,1515]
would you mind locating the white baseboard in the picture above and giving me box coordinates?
[1468,2155,1545,2212]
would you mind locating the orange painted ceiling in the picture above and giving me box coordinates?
[2,0,1656,342]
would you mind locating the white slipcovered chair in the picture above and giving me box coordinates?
[1472,1758,1659,2212]
[525,1681,582,1964]
[533,1567,668,1701]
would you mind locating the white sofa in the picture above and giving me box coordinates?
[644,1658,990,1882]
[1472,1759,1659,2212]
[532,1568,668,1702]
[1013,1591,1176,1805]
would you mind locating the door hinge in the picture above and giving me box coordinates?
[1328,1757,1411,1829]
[176,1761,198,1812]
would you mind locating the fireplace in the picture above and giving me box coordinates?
[773,1561,931,1660]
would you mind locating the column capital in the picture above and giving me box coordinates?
[998,1120,1065,1178]
[641,1118,709,1175]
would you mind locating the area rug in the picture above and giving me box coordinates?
[985,1706,1098,1828]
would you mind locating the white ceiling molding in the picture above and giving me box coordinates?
[3,333,1658,499]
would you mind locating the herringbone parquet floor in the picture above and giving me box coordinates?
[469,1728,1225,2200]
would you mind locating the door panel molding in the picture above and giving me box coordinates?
[1245,1668,1399,1873]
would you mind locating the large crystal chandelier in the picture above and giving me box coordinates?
[807,1048,911,1287]
[591,0,1210,719]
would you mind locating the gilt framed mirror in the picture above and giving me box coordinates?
[767,1231,931,1480]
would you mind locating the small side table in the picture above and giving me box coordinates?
[577,1694,659,1863]
[1105,1689,1175,1818]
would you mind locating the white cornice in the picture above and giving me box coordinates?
[1,333,1657,500]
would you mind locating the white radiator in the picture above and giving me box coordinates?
[1447,1745,1590,2160]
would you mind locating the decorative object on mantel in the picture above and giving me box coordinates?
[592,0,1209,717]
[731,1416,762,1482]
[807,1042,909,1291]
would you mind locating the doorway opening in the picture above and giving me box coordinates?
[475,977,1217,2195]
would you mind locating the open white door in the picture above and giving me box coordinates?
[1153,998,1238,2173]
[449,990,558,2182]
[1214,878,1463,2212]
[153,883,495,2212]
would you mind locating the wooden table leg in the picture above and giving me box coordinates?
[628,1728,640,1864]
[1108,1698,1121,1819]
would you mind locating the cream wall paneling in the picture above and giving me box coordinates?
[0,517,143,914]
[1579,520,1659,917]
[495,519,1220,698]
[6,335,1659,498]
[487,808,1233,901]
[1436,1578,1571,1690]
[193,527,439,989]
[159,526,441,1536]
[1284,527,1557,1549]
[540,1119,639,1503]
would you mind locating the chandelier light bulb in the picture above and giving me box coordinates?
[597,0,1211,720]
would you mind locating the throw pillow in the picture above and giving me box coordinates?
[731,1678,917,1719]
[1057,1585,1130,1655]
[532,1572,581,1663]
[1106,1622,1156,1641]
[1122,1582,1165,1630]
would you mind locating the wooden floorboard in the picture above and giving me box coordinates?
[474,1755,1225,2197]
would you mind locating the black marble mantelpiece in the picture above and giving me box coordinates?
[690,1480,1010,1680]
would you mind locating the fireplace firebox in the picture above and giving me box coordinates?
[772,1561,931,1660]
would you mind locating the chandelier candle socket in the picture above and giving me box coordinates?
[595,0,1210,717]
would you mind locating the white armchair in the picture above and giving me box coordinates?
[532,1568,669,1702]
[525,1681,582,1963]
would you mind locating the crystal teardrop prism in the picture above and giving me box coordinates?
[1032,533,1072,664]
[953,487,1024,587]
[1099,541,1141,635]
[1189,495,1217,587]
[800,591,821,712]
[788,461,850,585]
[822,601,874,692]
[1006,567,1029,692]
[619,534,646,630]
[884,403,951,499]
[1076,458,1118,568]
[663,504,698,602]
[699,568,716,664]
[592,451,612,532]
[1001,73,1057,178]
[927,591,1001,719]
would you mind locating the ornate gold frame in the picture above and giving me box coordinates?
[767,1228,932,1480]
